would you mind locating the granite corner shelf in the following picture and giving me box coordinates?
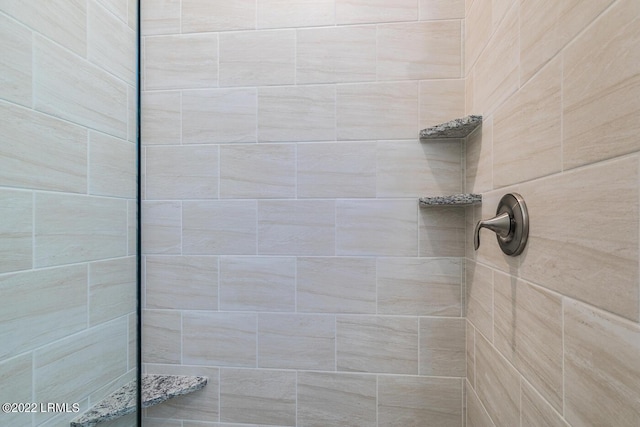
[420,115,482,140]
[70,374,207,427]
[419,193,482,208]
[418,116,483,208]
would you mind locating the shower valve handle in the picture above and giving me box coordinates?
[473,193,529,256]
[473,212,512,250]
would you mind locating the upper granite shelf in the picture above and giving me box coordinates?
[70,374,207,427]
[419,193,482,208]
[420,115,482,140]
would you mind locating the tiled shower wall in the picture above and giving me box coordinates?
[0,1,138,426]
[465,0,640,426]
[141,0,468,425]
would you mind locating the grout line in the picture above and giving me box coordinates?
[561,296,566,418]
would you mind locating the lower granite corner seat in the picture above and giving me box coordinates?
[70,374,207,427]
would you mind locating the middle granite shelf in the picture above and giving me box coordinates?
[419,193,482,208]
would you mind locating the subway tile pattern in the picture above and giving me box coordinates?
[141,1,466,425]
[0,2,138,426]
[466,0,640,426]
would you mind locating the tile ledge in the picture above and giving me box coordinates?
[419,193,482,207]
[420,115,483,140]
[70,374,207,427]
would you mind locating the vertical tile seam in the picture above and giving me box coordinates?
[517,372,523,424]
[560,47,565,173]
[561,296,566,419]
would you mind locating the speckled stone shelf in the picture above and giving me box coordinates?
[70,374,207,427]
[420,115,482,139]
[419,194,482,207]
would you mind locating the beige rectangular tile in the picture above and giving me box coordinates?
[562,0,640,169]
[0,266,86,360]
[220,257,295,312]
[182,0,256,32]
[418,206,465,257]
[419,0,464,20]
[145,365,219,422]
[34,318,128,408]
[258,0,334,29]
[475,334,519,427]
[183,312,256,367]
[0,13,32,107]
[141,91,181,145]
[493,273,563,411]
[337,199,418,256]
[378,376,462,427]
[0,189,32,274]
[143,417,183,427]
[337,82,418,140]
[89,257,136,326]
[219,30,295,87]
[142,309,181,364]
[419,80,465,130]
[258,85,335,142]
[519,156,639,321]
[89,132,136,198]
[2,0,86,56]
[493,56,562,186]
[128,313,136,370]
[183,88,257,144]
[127,200,136,256]
[564,298,640,427]
[420,317,466,377]
[521,380,569,427]
[297,142,377,198]
[35,193,127,267]
[220,368,296,425]
[297,372,376,426]
[520,0,615,83]
[297,257,376,314]
[464,0,491,75]
[141,201,182,255]
[183,200,257,255]
[337,315,418,374]
[472,3,518,114]
[127,84,136,143]
[0,101,88,193]
[336,0,418,24]
[88,0,136,84]
[466,381,495,427]
[144,34,219,90]
[97,0,129,22]
[141,0,180,35]
[145,255,218,310]
[296,25,376,84]
[128,0,137,29]
[220,144,295,199]
[258,200,335,256]
[146,145,219,200]
[0,354,33,427]
[377,257,462,316]
[377,140,462,197]
[34,36,128,139]
[258,313,335,370]
[465,117,492,194]
[377,21,462,80]
[467,322,476,389]
[465,262,493,342]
